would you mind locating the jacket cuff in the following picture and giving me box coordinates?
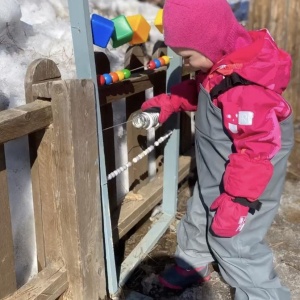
[170,79,198,111]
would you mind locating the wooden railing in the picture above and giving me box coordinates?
[0,59,106,300]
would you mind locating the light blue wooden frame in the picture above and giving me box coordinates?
[67,1,182,297]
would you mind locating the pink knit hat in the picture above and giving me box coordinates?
[163,0,252,63]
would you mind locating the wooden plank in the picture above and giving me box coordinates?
[151,43,168,169]
[98,66,193,107]
[288,125,300,179]
[37,126,63,265]
[125,46,148,193]
[112,149,195,241]
[51,79,106,299]
[0,145,17,298]
[248,0,300,120]
[285,0,300,121]
[0,100,52,144]
[32,82,58,100]
[25,58,61,271]
[248,0,272,30]
[267,0,288,47]
[98,67,167,105]
[27,128,46,271]
[100,104,118,210]
[94,52,120,210]
[3,260,68,300]
[25,59,61,103]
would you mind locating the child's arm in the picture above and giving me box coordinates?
[221,85,291,200]
[141,79,199,123]
[210,85,291,237]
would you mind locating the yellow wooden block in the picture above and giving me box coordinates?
[154,9,163,33]
[126,15,151,45]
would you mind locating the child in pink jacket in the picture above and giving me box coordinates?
[141,0,294,299]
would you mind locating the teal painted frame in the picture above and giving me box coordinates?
[67,1,182,297]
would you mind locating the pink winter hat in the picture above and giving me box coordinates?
[163,0,252,63]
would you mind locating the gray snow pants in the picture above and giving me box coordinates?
[175,85,294,300]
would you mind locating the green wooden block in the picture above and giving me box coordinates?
[111,15,133,48]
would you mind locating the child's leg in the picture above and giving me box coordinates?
[207,156,291,300]
[158,183,213,289]
[175,182,215,269]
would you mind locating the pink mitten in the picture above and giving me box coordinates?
[141,79,198,123]
[141,93,176,123]
[210,193,249,238]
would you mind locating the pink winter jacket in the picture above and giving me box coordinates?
[171,29,292,200]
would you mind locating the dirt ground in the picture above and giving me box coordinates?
[119,174,300,300]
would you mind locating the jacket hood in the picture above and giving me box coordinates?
[214,29,292,94]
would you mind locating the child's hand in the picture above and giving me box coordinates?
[210,193,249,238]
[141,93,179,123]
[141,79,199,123]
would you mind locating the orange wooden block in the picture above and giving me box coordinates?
[126,14,151,45]
[154,9,163,33]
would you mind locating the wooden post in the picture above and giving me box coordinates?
[94,52,119,210]
[51,79,106,299]
[125,46,149,192]
[0,145,17,298]
[25,59,62,270]
[151,42,168,171]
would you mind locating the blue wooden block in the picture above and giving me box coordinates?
[91,14,114,48]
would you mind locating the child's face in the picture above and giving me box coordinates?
[171,48,214,73]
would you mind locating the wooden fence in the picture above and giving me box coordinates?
[249,0,300,121]
[0,59,107,299]
[0,43,195,299]
[248,0,300,178]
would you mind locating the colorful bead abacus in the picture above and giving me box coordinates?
[98,55,171,86]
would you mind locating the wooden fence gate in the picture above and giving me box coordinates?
[0,59,107,299]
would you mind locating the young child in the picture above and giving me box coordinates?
[141,0,294,299]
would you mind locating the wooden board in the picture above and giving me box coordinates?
[0,100,52,144]
[0,145,17,298]
[51,79,106,299]
[25,58,62,270]
[3,261,67,300]
[248,0,300,121]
